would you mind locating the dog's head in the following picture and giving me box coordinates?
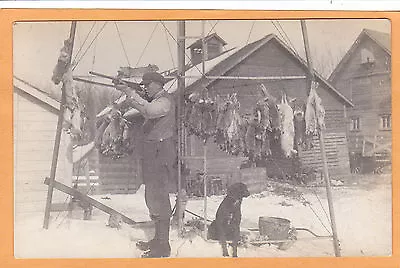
[227,183,250,200]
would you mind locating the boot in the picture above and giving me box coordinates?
[141,219,171,258]
[136,216,160,251]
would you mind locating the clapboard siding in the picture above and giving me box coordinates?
[98,153,142,194]
[14,89,69,214]
[188,36,351,183]
[330,30,391,157]
[299,132,350,176]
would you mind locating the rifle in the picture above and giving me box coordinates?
[89,71,147,97]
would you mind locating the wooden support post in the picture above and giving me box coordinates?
[203,144,208,240]
[319,131,341,256]
[201,20,209,240]
[43,21,77,229]
[301,20,341,257]
[176,20,186,236]
[44,177,136,225]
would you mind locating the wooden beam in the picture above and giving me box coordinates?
[44,177,137,225]
[73,77,115,88]
[43,21,77,229]
[301,20,341,257]
[166,75,306,80]
[177,20,186,237]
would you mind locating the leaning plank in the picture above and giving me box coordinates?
[44,177,136,225]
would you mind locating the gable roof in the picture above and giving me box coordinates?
[364,29,391,54]
[13,76,60,111]
[173,33,353,107]
[329,29,391,82]
[187,33,228,49]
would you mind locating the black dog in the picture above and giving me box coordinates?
[207,182,250,257]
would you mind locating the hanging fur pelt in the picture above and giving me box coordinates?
[277,93,297,158]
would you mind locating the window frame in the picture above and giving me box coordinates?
[350,117,361,132]
[379,114,392,130]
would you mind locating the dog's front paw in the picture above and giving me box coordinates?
[232,254,238,258]
[223,251,230,257]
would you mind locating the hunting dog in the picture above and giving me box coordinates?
[207,182,250,257]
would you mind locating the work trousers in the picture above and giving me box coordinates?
[142,138,175,221]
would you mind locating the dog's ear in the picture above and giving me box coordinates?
[239,183,250,198]
[227,183,249,199]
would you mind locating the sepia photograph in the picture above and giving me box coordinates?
[13,19,391,258]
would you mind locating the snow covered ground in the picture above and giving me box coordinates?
[14,173,392,258]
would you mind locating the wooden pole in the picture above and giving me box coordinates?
[301,20,341,257]
[203,144,208,239]
[43,21,77,229]
[201,20,209,240]
[176,20,186,236]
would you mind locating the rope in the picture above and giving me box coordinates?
[271,21,298,56]
[135,22,159,68]
[275,20,301,56]
[72,22,96,66]
[246,21,256,45]
[114,22,131,67]
[311,187,331,224]
[72,22,108,71]
[160,21,203,75]
[164,26,176,69]
[300,194,332,235]
[271,21,289,47]
[206,20,219,36]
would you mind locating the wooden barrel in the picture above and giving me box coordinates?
[258,217,291,240]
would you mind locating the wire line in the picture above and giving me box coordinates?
[72,22,97,66]
[72,22,108,71]
[114,22,131,67]
[159,21,204,75]
[135,22,159,67]
[246,21,256,45]
[164,26,176,69]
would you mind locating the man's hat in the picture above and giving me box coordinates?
[140,72,166,86]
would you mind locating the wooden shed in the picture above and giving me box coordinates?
[329,29,391,172]
[13,77,72,214]
[177,33,354,185]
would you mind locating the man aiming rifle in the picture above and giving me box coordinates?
[114,71,176,258]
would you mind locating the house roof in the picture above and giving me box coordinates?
[13,76,60,111]
[364,29,391,54]
[170,33,353,107]
[187,33,228,49]
[329,29,391,82]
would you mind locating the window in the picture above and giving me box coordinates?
[350,117,360,131]
[380,114,391,130]
[193,48,202,54]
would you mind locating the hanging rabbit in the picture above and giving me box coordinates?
[277,93,297,158]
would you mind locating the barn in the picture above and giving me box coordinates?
[168,33,355,191]
[13,77,72,215]
[329,29,391,173]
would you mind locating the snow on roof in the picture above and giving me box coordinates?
[13,76,60,111]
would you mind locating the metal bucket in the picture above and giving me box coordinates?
[258,217,291,240]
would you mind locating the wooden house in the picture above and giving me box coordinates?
[169,33,355,187]
[329,29,391,173]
